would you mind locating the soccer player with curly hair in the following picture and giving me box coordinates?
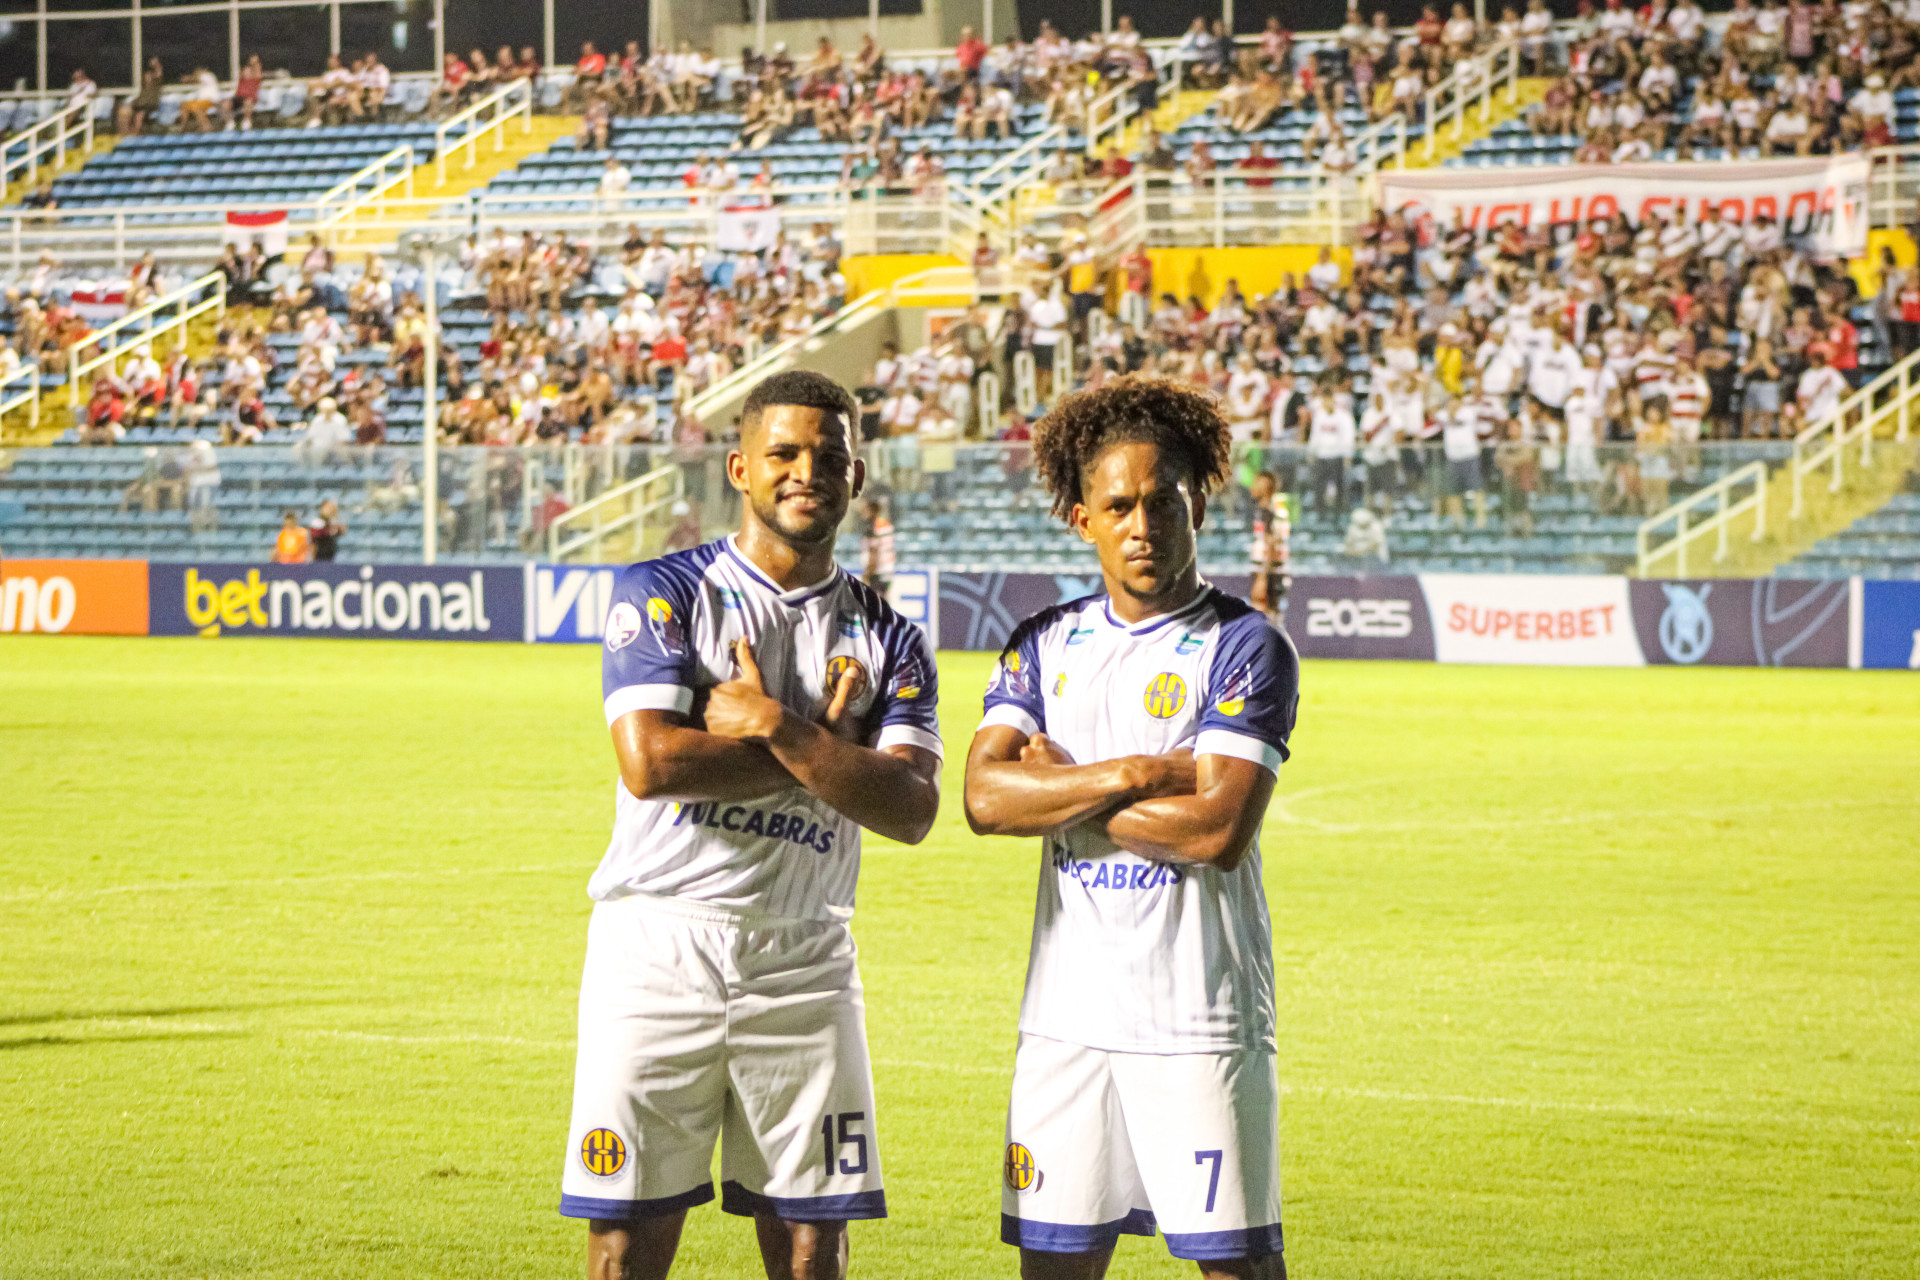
[964,376,1301,1280]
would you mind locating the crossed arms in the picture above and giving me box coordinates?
[612,639,941,846]
[963,726,1275,872]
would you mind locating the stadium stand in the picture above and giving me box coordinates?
[0,2,1916,579]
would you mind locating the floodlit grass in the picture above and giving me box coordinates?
[1,637,1916,1279]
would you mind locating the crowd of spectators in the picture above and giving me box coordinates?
[1530,0,1918,160]
[859,191,1900,542]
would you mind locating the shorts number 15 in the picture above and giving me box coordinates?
[822,1111,869,1175]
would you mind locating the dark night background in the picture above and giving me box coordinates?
[0,0,1581,92]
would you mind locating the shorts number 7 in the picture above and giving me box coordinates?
[1194,1148,1223,1213]
[821,1111,869,1176]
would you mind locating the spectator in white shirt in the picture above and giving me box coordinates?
[1026,289,1069,400]
[599,155,632,197]
[1765,98,1811,155]
[296,396,354,468]
[1796,346,1848,423]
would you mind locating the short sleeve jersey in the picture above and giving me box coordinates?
[596,537,942,920]
[979,587,1300,1054]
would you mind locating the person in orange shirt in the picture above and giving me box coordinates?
[272,510,312,563]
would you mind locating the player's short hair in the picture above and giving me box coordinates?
[1030,375,1232,523]
[740,370,860,443]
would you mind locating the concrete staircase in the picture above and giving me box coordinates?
[326,114,578,251]
[0,131,116,207]
[1716,441,1920,577]
[1401,77,1550,169]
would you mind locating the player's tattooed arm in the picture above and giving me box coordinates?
[1092,754,1275,871]
[705,639,941,845]
[610,708,800,803]
[963,726,1196,839]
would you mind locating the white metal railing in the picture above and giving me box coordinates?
[548,461,682,563]
[67,271,226,403]
[1112,167,1369,248]
[1867,143,1920,230]
[971,124,1067,204]
[1421,39,1521,163]
[1349,110,1409,173]
[1,100,94,191]
[686,288,889,421]
[1635,460,1769,577]
[1789,350,1919,518]
[315,145,417,238]
[435,77,533,186]
[0,362,41,429]
[1083,80,1137,158]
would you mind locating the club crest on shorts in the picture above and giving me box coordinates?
[1144,672,1187,718]
[580,1128,627,1178]
[1004,1142,1041,1192]
[825,655,870,700]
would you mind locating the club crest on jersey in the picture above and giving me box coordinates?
[580,1128,627,1178]
[1144,672,1186,718]
[604,602,643,651]
[996,650,1031,698]
[1004,1142,1041,1192]
[646,597,686,655]
[1053,672,1067,696]
[825,655,870,700]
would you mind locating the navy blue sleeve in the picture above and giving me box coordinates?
[873,616,943,758]
[600,558,703,726]
[1195,609,1298,773]
[979,613,1048,737]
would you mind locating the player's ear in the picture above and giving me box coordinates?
[1069,502,1094,544]
[726,447,748,494]
[849,454,866,501]
[1191,485,1207,532]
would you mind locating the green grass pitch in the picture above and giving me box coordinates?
[2,637,1916,1279]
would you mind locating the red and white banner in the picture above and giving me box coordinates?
[1379,155,1870,257]
[224,209,289,256]
[1420,574,1643,666]
[716,206,782,254]
[68,282,127,323]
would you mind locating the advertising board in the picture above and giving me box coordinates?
[147,563,523,641]
[1859,580,1920,670]
[1420,574,1642,666]
[0,559,149,635]
[1628,578,1851,667]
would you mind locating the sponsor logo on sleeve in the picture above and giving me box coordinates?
[646,596,687,655]
[604,601,643,651]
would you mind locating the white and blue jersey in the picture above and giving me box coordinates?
[979,586,1298,1054]
[596,536,942,921]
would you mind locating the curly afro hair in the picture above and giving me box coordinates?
[1030,375,1232,524]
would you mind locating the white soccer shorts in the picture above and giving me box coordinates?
[560,893,885,1223]
[1000,1033,1285,1263]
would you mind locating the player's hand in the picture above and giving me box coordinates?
[704,639,787,742]
[820,663,865,742]
[1118,749,1197,799]
[1019,732,1075,766]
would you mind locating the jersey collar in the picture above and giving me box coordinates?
[1101,584,1213,637]
[725,535,842,607]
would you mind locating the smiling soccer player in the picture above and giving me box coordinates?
[964,376,1300,1280]
[561,370,942,1280]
